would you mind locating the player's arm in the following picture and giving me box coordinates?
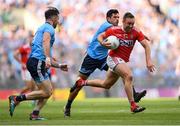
[144,35,150,41]
[140,39,155,73]
[97,32,111,49]
[134,26,150,41]
[13,49,21,63]
[43,32,51,68]
[51,58,68,72]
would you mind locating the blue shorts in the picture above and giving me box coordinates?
[26,57,49,83]
[79,54,108,77]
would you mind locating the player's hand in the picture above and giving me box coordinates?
[59,63,68,72]
[22,63,27,70]
[52,57,57,61]
[101,41,112,49]
[147,60,156,73]
[144,35,150,41]
[45,57,51,69]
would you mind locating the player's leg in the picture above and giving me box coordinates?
[64,73,87,117]
[28,72,53,120]
[23,80,52,120]
[64,54,97,117]
[133,85,147,103]
[25,80,52,100]
[9,79,53,117]
[114,63,134,101]
[9,58,53,117]
[20,80,32,94]
[114,63,145,113]
[20,70,33,94]
[85,70,119,89]
[102,63,146,102]
[100,61,110,97]
[30,98,48,120]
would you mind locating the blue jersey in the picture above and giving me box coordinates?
[87,21,112,60]
[30,22,55,61]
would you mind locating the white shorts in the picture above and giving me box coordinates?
[21,69,31,81]
[107,56,126,71]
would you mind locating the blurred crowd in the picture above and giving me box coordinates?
[0,0,180,89]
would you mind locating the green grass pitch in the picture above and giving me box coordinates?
[1,98,180,125]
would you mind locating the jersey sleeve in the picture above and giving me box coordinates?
[104,27,114,38]
[44,26,54,36]
[137,31,145,42]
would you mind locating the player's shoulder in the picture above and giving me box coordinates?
[108,26,121,31]
[132,26,141,33]
[100,21,112,29]
[40,23,55,35]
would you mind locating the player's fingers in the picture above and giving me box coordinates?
[105,42,111,46]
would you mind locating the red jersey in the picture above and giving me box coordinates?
[19,44,31,65]
[105,26,145,62]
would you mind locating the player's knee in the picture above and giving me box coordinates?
[104,84,111,89]
[125,74,133,82]
[105,86,111,89]
[43,90,52,98]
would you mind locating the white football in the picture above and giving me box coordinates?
[106,35,119,50]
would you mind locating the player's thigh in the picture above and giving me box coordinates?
[103,70,119,87]
[114,63,132,79]
[24,80,32,88]
[79,54,99,78]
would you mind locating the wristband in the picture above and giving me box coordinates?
[46,57,51,62]
[58,63,62,68]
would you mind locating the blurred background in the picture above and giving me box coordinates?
[0,0,180,100]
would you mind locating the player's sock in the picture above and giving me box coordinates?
[132,86,137,96]
[16,94,26,101]
[70,84,77,92]
[65,100,73,109]
[32,110,39,116]
[130,101,136,108]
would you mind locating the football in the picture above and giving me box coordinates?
[105,35,119,50]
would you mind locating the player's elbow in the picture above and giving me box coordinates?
[104,84,112,89]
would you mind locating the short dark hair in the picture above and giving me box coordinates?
[123,12,134,20]
[106,9,119,18]
[45,7,59,20]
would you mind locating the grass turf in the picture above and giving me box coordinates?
[1,98,180,125]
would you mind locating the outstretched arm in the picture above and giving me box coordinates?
[144,35,150,41]
[51,58,68,72]
[140,39,155,73]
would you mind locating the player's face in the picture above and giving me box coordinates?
[123,18,135,32]
[108,13,119,26]
[52,15,60,28]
